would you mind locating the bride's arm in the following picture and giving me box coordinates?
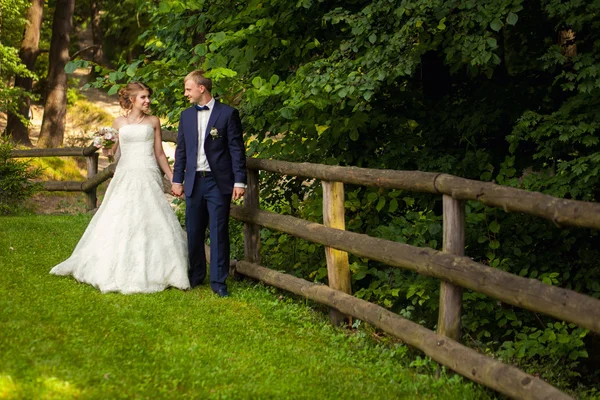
[108,119,122,162]
[152,116,173,182]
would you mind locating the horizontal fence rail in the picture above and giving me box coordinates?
[246,158,600,231]
[230,205,600,334]
[236,261,572,400]
[10,144,111,210]
[11,145,99,158]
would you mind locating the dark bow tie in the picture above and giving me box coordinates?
[195,104,209,111]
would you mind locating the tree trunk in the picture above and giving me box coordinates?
[90,0,108,66]
[37,0,75,148]
[5,0,44,147]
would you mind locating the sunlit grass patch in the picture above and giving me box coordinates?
[0,375,21,399]
[28,156,86,181]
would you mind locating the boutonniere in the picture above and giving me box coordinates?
[209,127,220,140]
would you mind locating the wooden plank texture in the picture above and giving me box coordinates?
[244,158,600,230]
[322,181,351,326]
[243,169,261,265]
[437,195,465,341]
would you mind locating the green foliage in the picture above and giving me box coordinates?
[0,139,42,215]
[499,322,588,362]
[0,42,37,117]
[66,86,85,106]
[498,322,590,388]
[0,0,29,48]
[0,0,46,122]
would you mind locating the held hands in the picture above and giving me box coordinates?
[171,183,184,198]
[171,183,244,200]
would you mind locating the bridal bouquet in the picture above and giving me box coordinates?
[92,127,118,149]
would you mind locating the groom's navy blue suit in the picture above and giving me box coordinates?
[173,100,246,292]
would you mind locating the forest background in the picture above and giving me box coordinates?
[1,0,599,396]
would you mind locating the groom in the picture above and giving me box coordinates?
[171,70,247,297]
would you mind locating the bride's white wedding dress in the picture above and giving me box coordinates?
[50,124,190,293]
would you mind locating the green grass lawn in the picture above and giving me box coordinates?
[0,214,496,399]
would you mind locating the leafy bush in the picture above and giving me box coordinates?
[0,139,42,214]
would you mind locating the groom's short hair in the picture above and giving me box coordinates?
[184,70,212,93]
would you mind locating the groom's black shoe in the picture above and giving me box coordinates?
[215,288,230,298]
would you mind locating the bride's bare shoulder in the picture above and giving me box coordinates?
[147,115,160,125]
[112,116,127,129]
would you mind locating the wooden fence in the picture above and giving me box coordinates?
[12,134,600,399]
[232,159,600,400]
[11,145,117,210]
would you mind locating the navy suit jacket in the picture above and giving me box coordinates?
[173,100,247,197]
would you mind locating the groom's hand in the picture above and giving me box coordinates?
[232,187,245,202]
[172,183,184,197]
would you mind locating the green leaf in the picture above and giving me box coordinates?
[252,76,263,88]
[376,197,386,212]
[437,17,446,30]
[349,131,359,141]
[542,277,552,285]
[280,107,293,119]
[408,120,419,129]
[64,60,87,74]
[126,62,139,77]
[315,125,329,136]
[158,0,171,13]
[194,44,207,56]
[506,12,518,26]
[486,37,497,48]
[490,19,503,32]
[388,198,398,213]
[368,34,377,44]
[107,84,120,96]
[489,240,500,249]
[489,220,500,233]
[269,74,280,86]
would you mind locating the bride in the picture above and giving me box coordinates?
[50,82,190,293]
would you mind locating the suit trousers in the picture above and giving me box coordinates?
[185,172,231,292]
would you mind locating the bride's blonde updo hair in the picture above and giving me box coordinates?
[118,81,153,113]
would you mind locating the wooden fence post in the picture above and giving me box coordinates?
[243,169,261,265]
[322,181,352,326]
[85,153,99,211]
[437,195,465,341]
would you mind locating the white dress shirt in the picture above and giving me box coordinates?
[195,97,215,172]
